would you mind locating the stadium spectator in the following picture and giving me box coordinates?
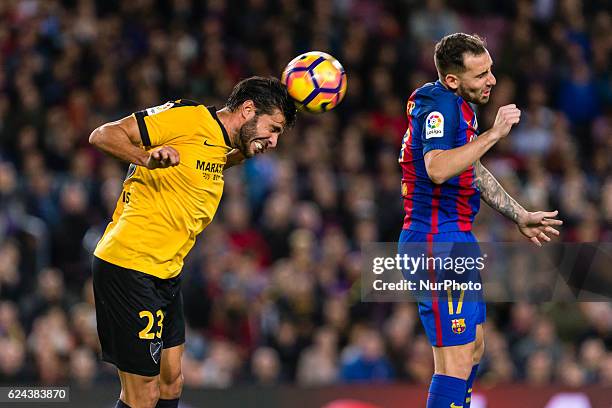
[339,327,394,383]
[250,347,282,386]
[296,326,339,386]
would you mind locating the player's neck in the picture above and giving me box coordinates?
[215,108,238,148]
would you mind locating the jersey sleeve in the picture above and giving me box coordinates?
[420,95,459,154]
[133,100,201,147]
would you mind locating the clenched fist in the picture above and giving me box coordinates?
[146,146,180,169]
[492,104,521,140]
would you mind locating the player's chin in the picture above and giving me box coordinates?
[239,146,255,159]
[478,95,490,104]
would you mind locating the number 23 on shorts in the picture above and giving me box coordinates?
[138,309,164,339]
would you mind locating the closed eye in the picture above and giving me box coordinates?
[477,65,493,79]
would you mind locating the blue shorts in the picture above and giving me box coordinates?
[398,229,486,347]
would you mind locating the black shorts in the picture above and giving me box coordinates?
[92,256,185,376]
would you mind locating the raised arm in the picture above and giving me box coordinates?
[89,115,179,169]
[474,160,563,246]
[424,104,521,184]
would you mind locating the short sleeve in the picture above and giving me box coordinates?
[420,96,459,155]
[133,101,201,147]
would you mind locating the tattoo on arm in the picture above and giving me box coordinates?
[473,161,525,223]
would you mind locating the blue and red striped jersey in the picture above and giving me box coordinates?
[399,81,480,233]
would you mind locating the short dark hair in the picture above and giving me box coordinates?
[434,33,487,76]
[226,76,297,128]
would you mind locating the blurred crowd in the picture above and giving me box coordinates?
[0,0,610,390]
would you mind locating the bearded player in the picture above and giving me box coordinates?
[89,77,295,408]
[398,34,562,408]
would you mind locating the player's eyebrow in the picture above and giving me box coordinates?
[476,69,489,77]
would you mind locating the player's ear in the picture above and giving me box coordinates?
[444,73,460,91]
[240,100,256,121]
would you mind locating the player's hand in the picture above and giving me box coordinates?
[492,104,521,139]
[517,210,563,247]
[146,146,180,169]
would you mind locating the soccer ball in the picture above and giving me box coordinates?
[281,51,347,113]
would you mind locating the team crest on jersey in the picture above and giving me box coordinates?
[150,341,163,364]
[146,102,174,116]
[425,111,444,139]
[451,318,466,334]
